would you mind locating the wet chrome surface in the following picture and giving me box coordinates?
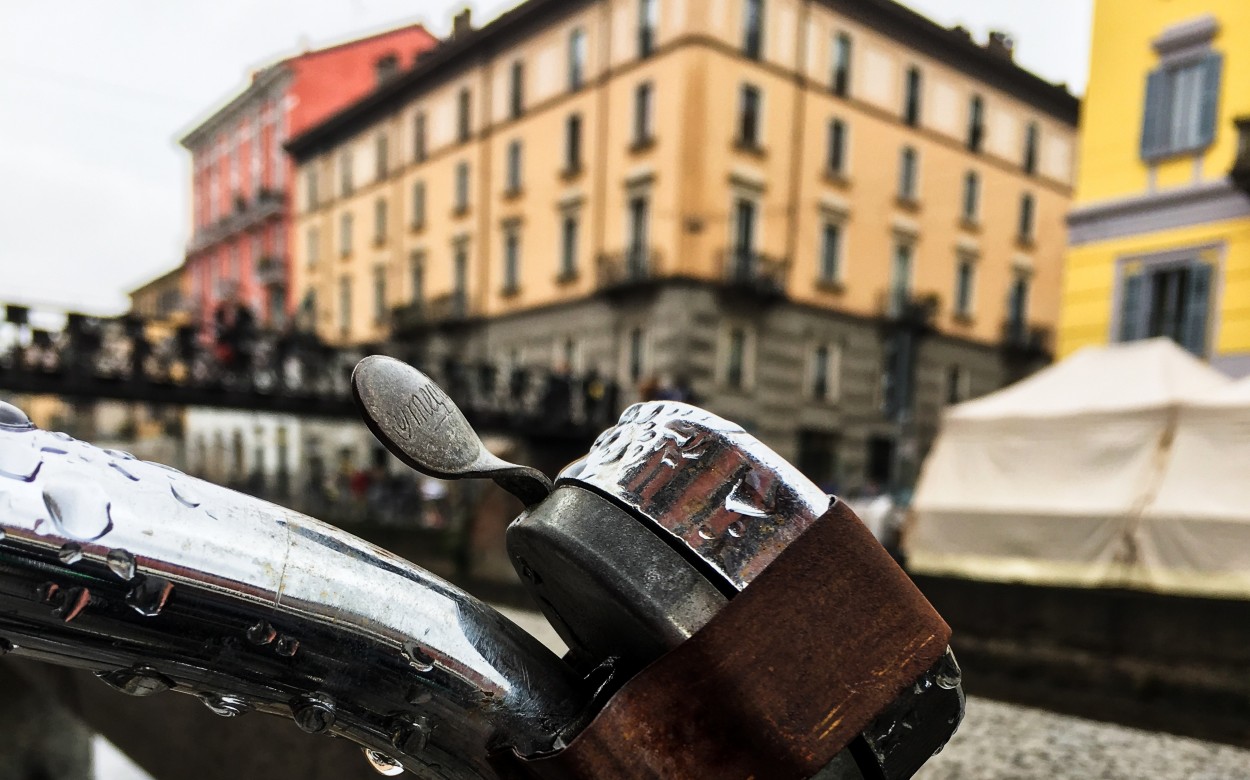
[0,419,589,778]
[560,401,831,591]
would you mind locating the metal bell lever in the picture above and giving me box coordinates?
[352,355,553,506]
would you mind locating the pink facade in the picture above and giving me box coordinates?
[181,24,437,331]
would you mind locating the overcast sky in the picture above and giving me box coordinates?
[0,0,1092,316]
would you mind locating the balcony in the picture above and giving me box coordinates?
[878,290,939,330]
[187,189,287,254]
[718,249,789,300]
[391,292,473,334]
[1231,117,1250,197]
[256,256,286,286]
[597,247,660,293]
[1001,318,1052,357]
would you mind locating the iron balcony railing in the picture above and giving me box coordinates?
[596,247,660,290]
[391,292,472,333]
[878,289,940,328]
[1001,318,1052,355]
[256,256,286,286]
[187,189,287,254]
[718,249,789,299]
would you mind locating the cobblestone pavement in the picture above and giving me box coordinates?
[919,697,1250,780]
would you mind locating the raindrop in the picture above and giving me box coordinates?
[53,586,91,623]
[0,400,33,429]
[147,462,184,475]
[104,449,136,461]
[58,542,83,565]
[96,666,175,697]
[0,433,41,481]
[109,460,140,482]
[41,476,113,541]
[290,694,336,734]
[247,620,277,646]
[107,549,137,581]
[363,749,404,776]
[275,636,300,657]
[40,446,69,456]
[126,576,174,617]
[169,480,202,508]
[401,640,435,672]
[49,432,73,442]
[726,520,746,539]
[696,525,715,541]
[389,715,431,755]
[199,693,251,717]
[935,649,962,690]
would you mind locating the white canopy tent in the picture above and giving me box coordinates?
[905,339,1239,596]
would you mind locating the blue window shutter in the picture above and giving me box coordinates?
[1180,263,1212,356]
[1196,52,1223,149]
[1140,68,1168,159]
[1119,271,1144,342]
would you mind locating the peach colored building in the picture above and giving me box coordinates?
[289,0,1077,489]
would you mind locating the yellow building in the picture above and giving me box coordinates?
[1062,1,1250,374]
[288,0,1077,488]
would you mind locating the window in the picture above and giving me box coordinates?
[306,226,319,267]
[832,32,852,97]
[638,0,658,57]
[1006,270,1032,338]
[375,132,389,180]
[627,195,650,275]
[725,327,748,389]
[409,251,425,304]
[565,114,583,173]
[731,198,757,277]
[1140,53,1222,160]
[339,212,353,257]
[454,161,470,213]
[954,255,975,317]
[505,140,523,195]
[338,276,351,335]
[457,87,472,143]
[413,111,427,162]
[509,60,525,119]
[375,54,399,84]
[810,343,841,402]
[627,327,646,383]
[453,242,469,301]
[967,94,984,152]
[1118,261,1212,355]
[946,365,969,405]
[568,28,587,90]
[1022,121,1039,174]
[411,180,426,229]
[903,66,922,126]
[560,214,579,279]
[819,222,842,284]
[373,265,387,323]
[1018,193,1036,243]
[889,241,913,308]
[898,146,918,201]
[961,171,980,224]
[633,82,654,147]
[339,150,354,196]
[304,169,319,211]
[827,118,847,176]
[738,84,762,149]
[502,227,520,294]
[743,0,764,59]
[373,198,387,244]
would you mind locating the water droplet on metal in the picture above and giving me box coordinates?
[247,620,277,646]
[935,648,961,690]
[104,448,136,460]
[401,640,435,672]
[53,586,91,623]
[199,693,251,717]
[726,520,746,538]
[696,525,715,541]
[291,694,336,734]
[169,480,202,508]
[96,666,174,697]
[50,432,73,442]
[275,636,300,657]
[0,435,41,481]
[148,461,184,475]
[126,576,174,617]
[109,460,140,482]
[41,476,113,540]
[36,581,62,605]
[40,445,69,455]
[0,400,33,429]
[107,549,137,580]
[58,542,83,565]
[363,749,404,776]
[389,714,431,755]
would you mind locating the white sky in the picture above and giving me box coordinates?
[0,0,1091,316]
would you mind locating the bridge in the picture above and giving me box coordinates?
[0,302,620,440]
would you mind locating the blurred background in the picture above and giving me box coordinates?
[3,0,1249,777]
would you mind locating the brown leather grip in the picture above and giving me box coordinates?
[494,499,951,779]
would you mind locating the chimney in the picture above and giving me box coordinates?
[986,30,1015,60]
[951,25,972,41]
[452,9,473,39]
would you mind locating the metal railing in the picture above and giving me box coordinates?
[391,292,473,333]
[596,247,660,291]
[877,290,940,328]
[718,249,789,299]
[1001,318,1052,355]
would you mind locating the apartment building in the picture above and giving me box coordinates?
[288,0,1078,490]
[180,23,437,331]
[1060,1,1250,376]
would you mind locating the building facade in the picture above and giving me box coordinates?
[1061,1,1250,376]
[180,23,438,331]
[289,0,1077,490]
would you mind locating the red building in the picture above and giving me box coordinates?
[179,23,437,331]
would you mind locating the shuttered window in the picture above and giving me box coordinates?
[1118,262,1212,355]
[1140,53,1222,160]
